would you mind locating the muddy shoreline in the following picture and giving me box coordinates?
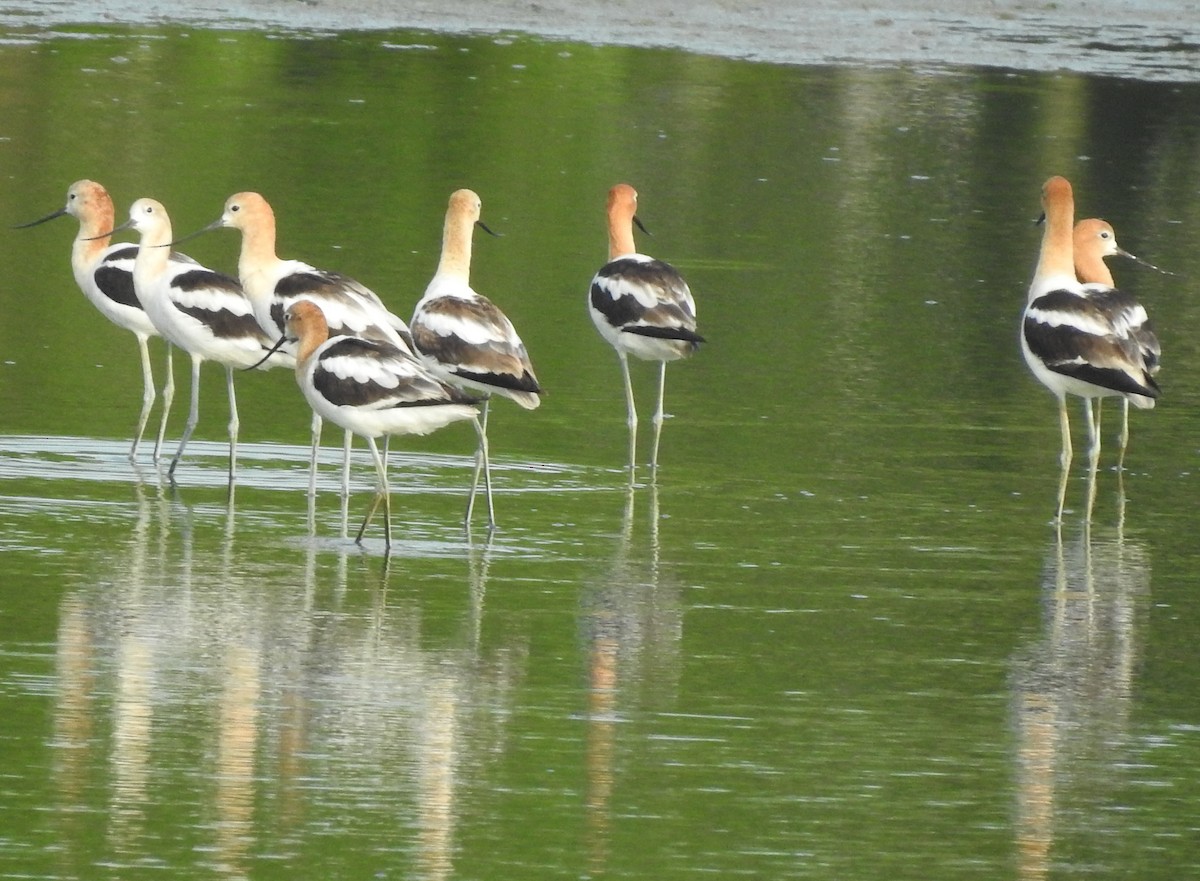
[7,0,1200,80]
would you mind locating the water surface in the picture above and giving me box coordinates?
[1,23,1199,880]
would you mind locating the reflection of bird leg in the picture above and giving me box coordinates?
[648,471,661,577]
[1084,526,1097,638]
[222,484,238,581]
[1115,466,1127,538]
[306,486,318,538]
[622,476,636,548]
[338,482,350,540]
[466,531,494,655]
[1051,522,1066,632]
[1117,399,1130,472]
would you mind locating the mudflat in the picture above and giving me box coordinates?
[10,0,1200,80]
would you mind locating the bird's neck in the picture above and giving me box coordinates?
[1075,250,1115,287]
[133,224,172,283]
[73,203,116,269]
[237,218,281,298]
[1031,210,1077,300]
[607,216,636,260]
[295,324,329,371]
[436,217,473,282]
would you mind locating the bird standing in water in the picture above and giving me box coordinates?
[1021,177,1158,521]
[265,300,481,551]
[1071,217,1162,468]
[411,189,542,528]
[588,183,703,470]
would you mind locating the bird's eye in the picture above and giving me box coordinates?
[230,204,240,213]
[1100,231,1111,239]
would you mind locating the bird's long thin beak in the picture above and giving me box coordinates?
[81,218,134,241]
[13,206,68,229]
[165,216,224,248]
[1117,247,1176,276]
[246,333,291,371]
[633,214,651,236]
[475,219,502,238]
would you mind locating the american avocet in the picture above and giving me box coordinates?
[588,183,704,469]
[1021,177,1159,521]
[264,300,480,550]
[411,189,542,528]
[15,180,185,460]
[1073,217,1162,466]
[113,198,276,483]
[178,191,415,497]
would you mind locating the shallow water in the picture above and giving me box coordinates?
[1,23,1199,881]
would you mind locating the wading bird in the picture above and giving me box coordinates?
[1072,217,1162,467]
[1021,177,1158,521]
[113,198,277,483]
[411,189,541,528]
[174,191,414,497]
[261,300,481,551]
[588,183,703,470]
[15,180,192,459]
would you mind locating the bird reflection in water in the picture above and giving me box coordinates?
[51,592,100,879]
[582,476,684,875]
[49,471,527,880]
[214,644,263,876]
[51,479,167,871]
[1011,480,1150,879]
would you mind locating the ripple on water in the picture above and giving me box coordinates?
[0,434,591,495]
[0,433,627,560]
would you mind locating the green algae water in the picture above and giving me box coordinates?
[0,24,1199,880]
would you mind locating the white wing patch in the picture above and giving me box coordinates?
[599,273,669,311]
[172,282,254,316]
[419,305,506,346]
[320,352,407,390]
[1026,303,1114,337]
[1110,304,1149,337]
